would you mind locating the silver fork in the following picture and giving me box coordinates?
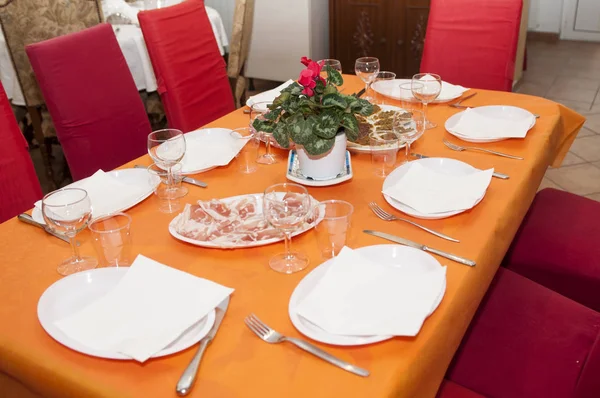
[244,314,369,377]
[369,202,459,243]
[443,138,523,160]
[449,92,477,108]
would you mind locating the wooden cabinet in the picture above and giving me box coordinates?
[329,0,430,78]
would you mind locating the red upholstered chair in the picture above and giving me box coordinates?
[138,0,235,132]
[445,267,600,398]
[503,188,600,312]
[420,0,523,91]
[0,82,42,223]
[25,24,152,181]
[436,380,485,398]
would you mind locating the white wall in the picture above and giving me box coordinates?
[528,0,564,33]
[204,0,235,41]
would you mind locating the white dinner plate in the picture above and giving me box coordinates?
[37,268,216,360]
[179,128,243,175]
[383,157,486,220]
[445,106,536,143]
[169,193,317,249]
[32,168,154,225]
[288,244,446,346]
[371,79,468,104]
[347,104,407,154]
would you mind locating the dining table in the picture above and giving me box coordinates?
[0,75,585,398]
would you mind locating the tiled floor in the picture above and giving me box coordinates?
[518,39,600,200]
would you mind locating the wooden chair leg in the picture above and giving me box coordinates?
[27,106,57,191]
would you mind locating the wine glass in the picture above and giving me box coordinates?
[147,129,187,199]
[354,57,380,102]
[319,59,342,82]
[373,71,396,104]
[411,73,442,129]
[251,101,278,165]
[263,183,311,274]
[42,188,97,276]
[392,110,426,164]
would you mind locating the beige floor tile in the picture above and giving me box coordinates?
[516,82,549,97]
[538,176,563,192]
[546,84,598,103]
[559,151,587,166]
[552,76,600,91]
[545,163,600,195]
[520,71,557,87]
[579,127,597,137]
[558,65,600,80]
[585,193,600,202]
[583,114,600,133]
[551,99,593,113]
[568,135,600,162]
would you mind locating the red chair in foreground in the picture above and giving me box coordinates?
[0,82,42,223]
[26,24,151,181]
[138,0,234,132]
[503,188,600,312]
[420,0,523,91]
[445,267,600,398]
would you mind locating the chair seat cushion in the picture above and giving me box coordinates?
[503,188,600,312]
[446,267,600,398]
[436,380,485,398]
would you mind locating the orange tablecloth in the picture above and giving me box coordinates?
[0,76,585,398]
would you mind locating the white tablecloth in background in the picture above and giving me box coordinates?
[0,2,229,105]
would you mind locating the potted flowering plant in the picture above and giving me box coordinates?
[252,57,374,179]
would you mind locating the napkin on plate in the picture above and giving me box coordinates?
[419,74,469,100]
[246,79,295,107]
[382,162,494,214]
[35,170,148,217]
[451,107,532,139]
[54,255,234,362]
[296,246,446,336]
[180,131,246,172]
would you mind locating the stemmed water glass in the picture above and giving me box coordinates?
[354,57,380,102]
[373,71,396,104]
[319,59,342,82]
[251,101,278,165]
[411,73,442,129]
[392,110,426,164]
[42,188,97,276]
[147,129,187,199]
[263,183,311,274]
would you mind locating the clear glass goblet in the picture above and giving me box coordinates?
[411,73,442,129]
[147,129,187,199]
[263,183,311,274]
[42,188,98,276]
[393,109,426,164]
[354,57,380,102]
[251,101,278,165]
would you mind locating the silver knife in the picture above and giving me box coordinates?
[133,165,207,188]
[18,213,72,244]
[176,297,230,396]
[364,230,476,267]
[411,153,509,180]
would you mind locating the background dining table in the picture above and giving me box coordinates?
[0,75,585,398]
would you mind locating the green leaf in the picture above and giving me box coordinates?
[324,84,338,96]
[281,82,303,95]
[313,110,339,139]
[301,135,335,156]
[252,118,275,133]
[322,93,347,109]
[325,65,343,86]
[351,98,374,116]
[272,92,290,107]
[264,107,283,121]
[340,113,359,141]
[288,114,314,145]
[272,122,290,148]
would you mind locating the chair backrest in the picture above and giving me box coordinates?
[0,0,103,107]
[227,0,255,108]
[0,81,42,223]
[420,0,523,92]
[138,0,235,132]
[26,23,152,181]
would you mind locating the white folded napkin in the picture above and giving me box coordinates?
[419,74,469,100]
[180,130,247,172]
[55,255,234,362]
[246,79,295,107]
[35,170,148,218]
[296,247,446,336]
[382,163,493,214]
[451,107,532,139]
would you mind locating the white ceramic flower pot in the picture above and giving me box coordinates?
[297,133,347,180]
